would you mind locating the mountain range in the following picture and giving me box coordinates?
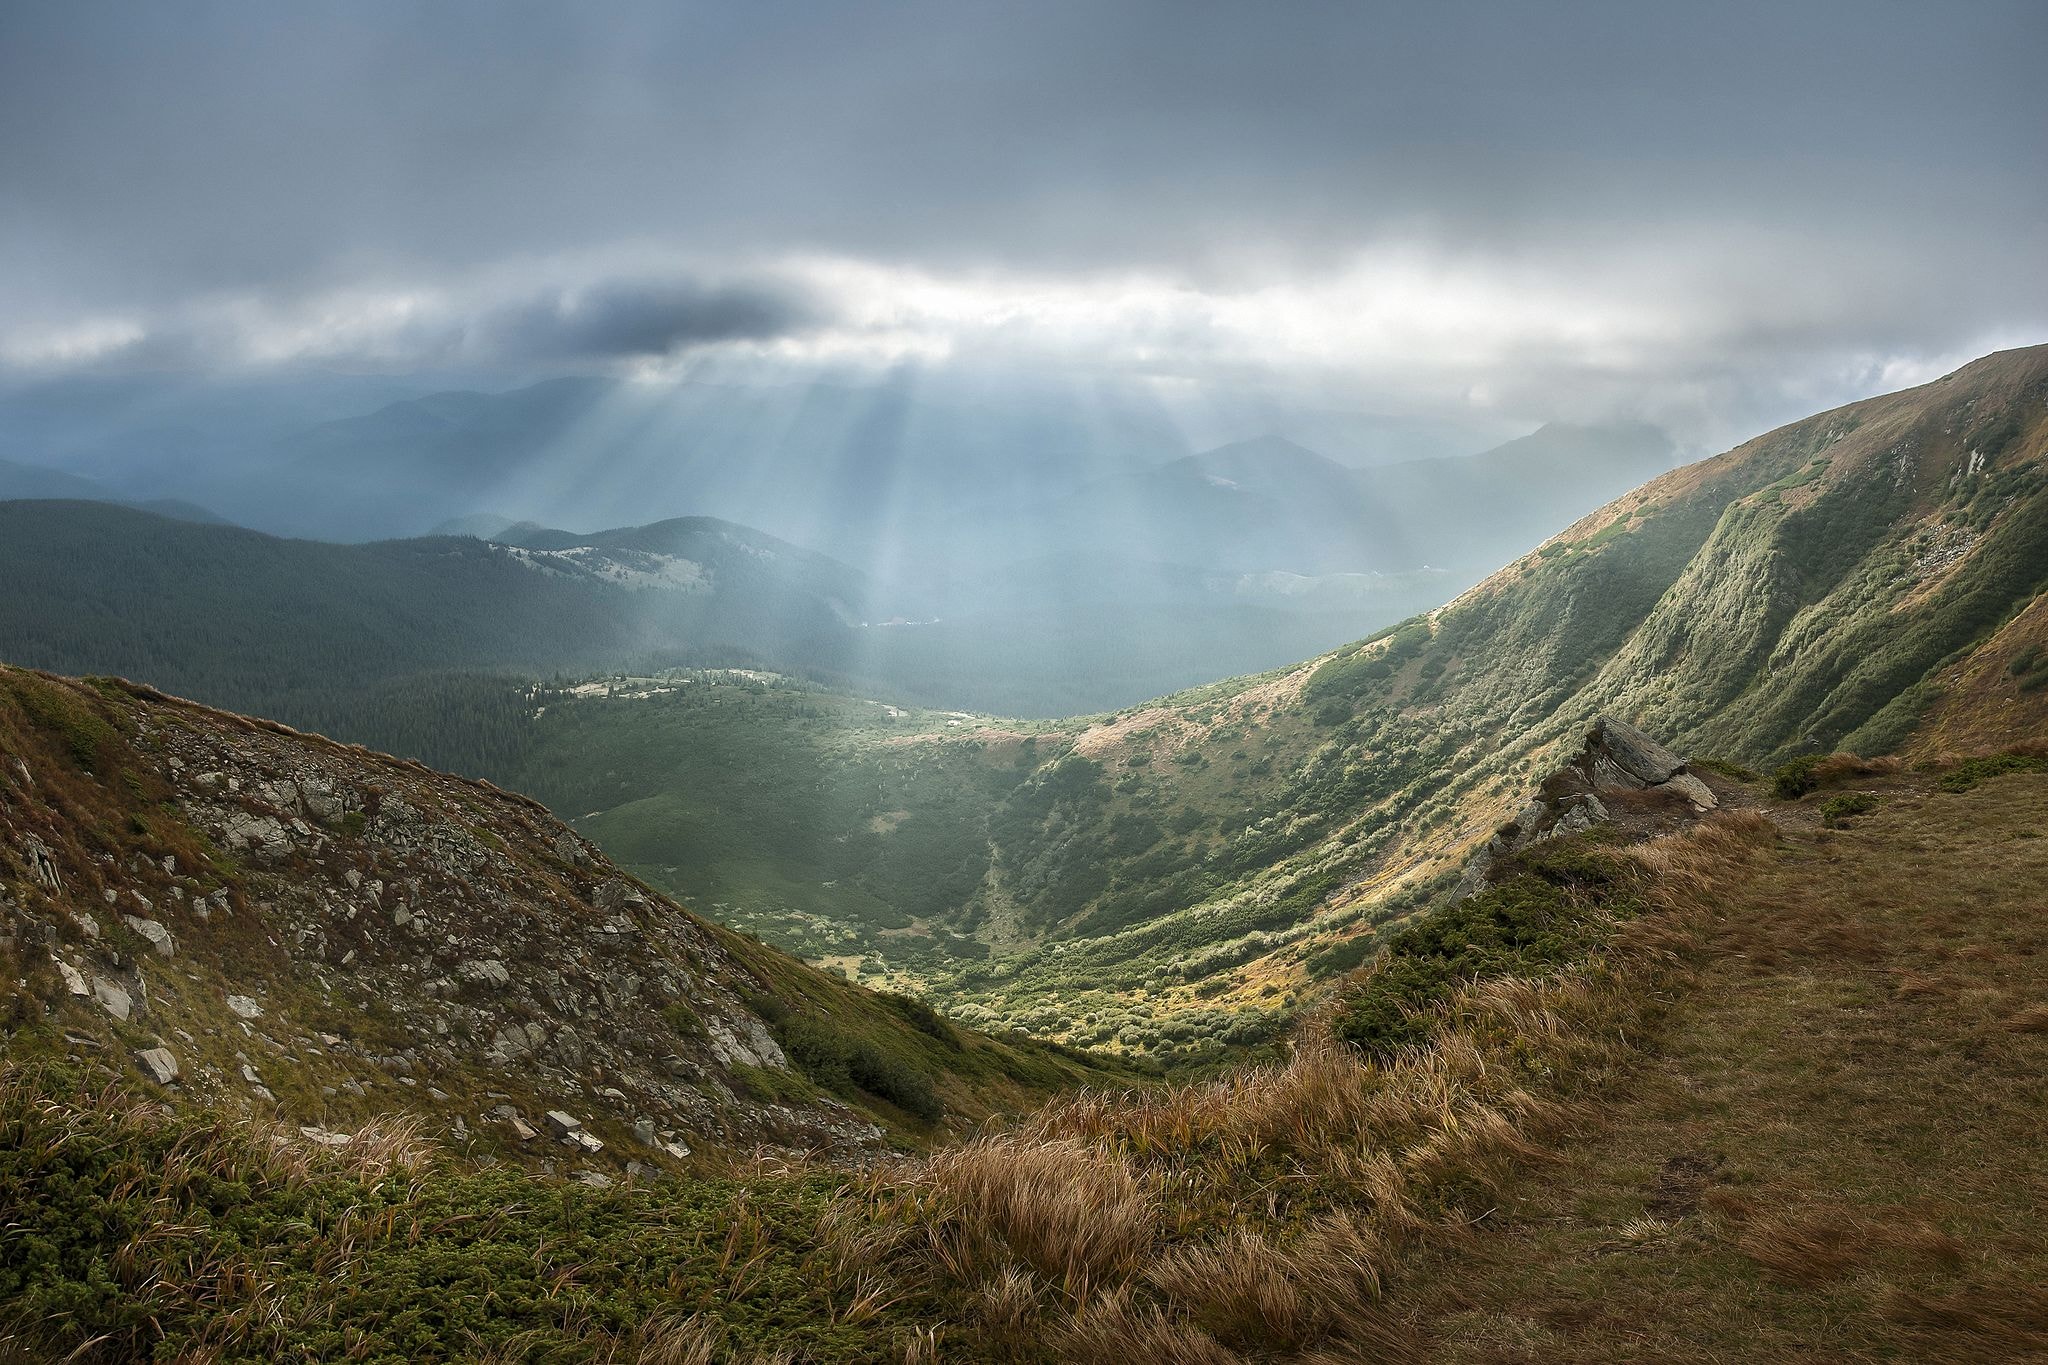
[0,386,1674,719]
[444,344,2048,1054]
[2,346,2044,1361]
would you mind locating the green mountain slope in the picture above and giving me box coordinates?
[0,502,870,741]
[492,345,2048,1053]
[9,748,2040,1362]
[0,666,1125,1168]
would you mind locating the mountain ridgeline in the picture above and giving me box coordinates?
[0,399,1674,718]
[0,351,2044,1362]
[0,347,2043,1059]
[469,345,2048,1052]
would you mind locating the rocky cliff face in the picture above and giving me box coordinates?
[0,667,895,1177]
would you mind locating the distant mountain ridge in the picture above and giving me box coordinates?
[919,421,1675,579]
[475,345,2048,1055]
[0,502,872,749]
[0,456,225,524]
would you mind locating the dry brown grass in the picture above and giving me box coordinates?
[1394,767,2048,1363]
[2004,1001,2048,1033]
[1882,1275,2048,1359]
[909,1136,1155,1299]
[1807,752,1903,785]
[828,810,1783,1361]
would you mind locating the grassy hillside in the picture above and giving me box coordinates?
[9,753,2040,1361]
[1390,759,2048,1360]
[0,666,1129,1171]
[491,345,2048,1055]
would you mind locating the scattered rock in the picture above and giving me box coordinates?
[92,977,134,1020]
[121,915,177,958]
[225,994,264,1019]
[1587,716,1690,789]
[134,1047,180,1085]
[705,1012,788,1070]
[220,811,292,862]
[1662,770,1719,810]
[22,833,61,891]
[55,959,90,998]
[1457,715,1719,899]
[298,1125,353,1146]
[544,1110,583,1138]
[457,958,511,988]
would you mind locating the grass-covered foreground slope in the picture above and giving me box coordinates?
[1391,758,2048,1360]
[500,345,2048,1053]
[7,754,2040,1361]
[0,665,1127,1174]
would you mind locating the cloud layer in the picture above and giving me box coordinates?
[1,0,2042,445]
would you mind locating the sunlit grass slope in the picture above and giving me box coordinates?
[11,753,2040,1360]
[503,345,2048,1055]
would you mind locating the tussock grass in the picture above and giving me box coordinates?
[822,810,1781,1362]
[17,772,2038,1361]
[1397,768,2048,1362]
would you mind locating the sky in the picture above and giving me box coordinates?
[2,0,2044,449]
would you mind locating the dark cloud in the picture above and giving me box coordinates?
[0,0,2041,436]
[483,278,826,361]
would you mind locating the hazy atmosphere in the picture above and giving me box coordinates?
[3,8,2047,1359]
[5,1,2044,441]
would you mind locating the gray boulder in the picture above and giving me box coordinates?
[93,977,134,1020]
[1587,716,1686,787]
[134,1047,180,1085]
[122,915,177,958]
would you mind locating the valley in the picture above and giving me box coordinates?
[472,345,2048,1057]
[6,672,2042,1360]
[7,7,2044,1359]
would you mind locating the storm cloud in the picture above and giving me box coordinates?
[482,278,827,362]
[1,0,2042,442]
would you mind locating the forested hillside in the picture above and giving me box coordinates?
[0,504,1450,722]
[0,504,865,738]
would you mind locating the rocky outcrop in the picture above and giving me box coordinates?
[1457,715,1719,898]
[0,668,891,1172]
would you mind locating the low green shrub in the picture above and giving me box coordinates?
[663,1000,707,1038]
[1940,750,2048,792]
[0,1065,896,1363]
[1818,792,1879,826]
[778,1013,944,1123]
[882,992,958,1047]
[1332,839,1641,1060]
[1772,754,1828,799]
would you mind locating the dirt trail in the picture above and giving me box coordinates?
[1399,770,2048,1362]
